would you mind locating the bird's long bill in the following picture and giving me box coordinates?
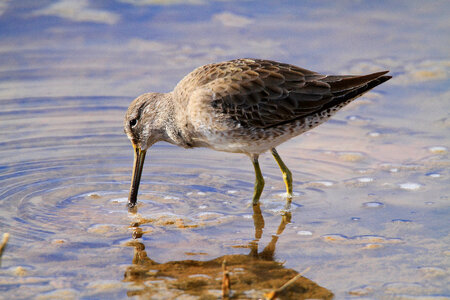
[128,145,147,208]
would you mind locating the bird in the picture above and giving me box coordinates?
[124,58,391,208]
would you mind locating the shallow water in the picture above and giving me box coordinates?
[0,1,449,299]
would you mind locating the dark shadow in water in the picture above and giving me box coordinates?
[123,204,333,299]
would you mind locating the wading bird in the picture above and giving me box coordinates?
[124,58,391,208]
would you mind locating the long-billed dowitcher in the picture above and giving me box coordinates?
[124,58,391,208]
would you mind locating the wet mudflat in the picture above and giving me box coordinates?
[0,1,449,299]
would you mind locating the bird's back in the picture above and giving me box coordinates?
[172,59,391,153]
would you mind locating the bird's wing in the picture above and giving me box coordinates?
[176,58,389,129]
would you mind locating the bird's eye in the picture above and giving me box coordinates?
[130,119,137,127]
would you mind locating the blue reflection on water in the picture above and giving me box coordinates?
[0,1,449,299]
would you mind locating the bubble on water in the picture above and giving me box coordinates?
[399,182,422,190]
[227,190,238,194]
[428,146,448,154]
[363,201,384,208]
[297,230,313,236]
[368,131,381,137]
[351,217,361,221]
[358,177,374,183]
[426,172,441,178]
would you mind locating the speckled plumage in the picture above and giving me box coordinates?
[124,58,391,207]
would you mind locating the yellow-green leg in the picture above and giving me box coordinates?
[251,155,265,205]
[271,148,293,206]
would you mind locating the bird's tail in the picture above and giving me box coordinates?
[328,71,391,100]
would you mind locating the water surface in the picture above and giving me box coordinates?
[0,1,449,299]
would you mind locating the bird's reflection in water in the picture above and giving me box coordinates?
[124,204,333,299]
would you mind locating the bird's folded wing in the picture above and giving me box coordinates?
[176,59,389,129]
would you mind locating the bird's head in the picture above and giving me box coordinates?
[124,92,166,208]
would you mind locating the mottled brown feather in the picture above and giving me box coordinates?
[174,58,390,129]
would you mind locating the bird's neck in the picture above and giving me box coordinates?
[158,93,193,148]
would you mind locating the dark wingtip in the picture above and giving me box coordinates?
[374,74,392,86]
[329,70,391,92]
[372,70,390,77]
[375,71,392,82]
